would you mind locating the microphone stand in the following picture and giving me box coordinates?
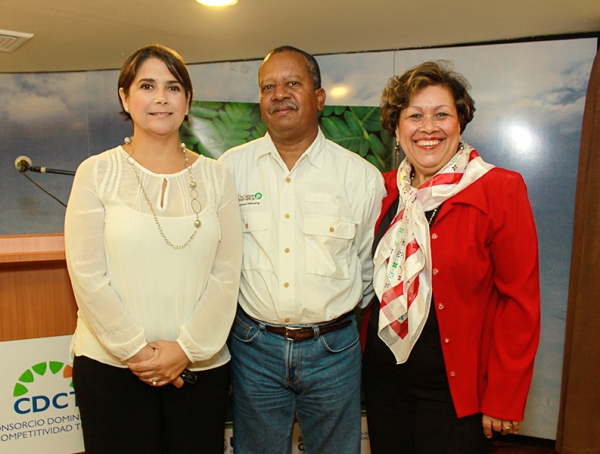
[15,159,75,208]
[19,172,69,207]
[30,166,75,176]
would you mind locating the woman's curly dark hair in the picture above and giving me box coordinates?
[381,60,475,136]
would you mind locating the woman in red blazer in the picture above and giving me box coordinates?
[362,61,540,454]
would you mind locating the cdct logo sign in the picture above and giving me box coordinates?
[12,361,77,415]
[14,391,77,415]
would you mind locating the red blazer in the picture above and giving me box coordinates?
[368,167,541,420]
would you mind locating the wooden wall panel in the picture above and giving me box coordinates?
[0,234,77,342]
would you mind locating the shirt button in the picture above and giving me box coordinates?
[285,213,290,219]
[283,282,289,288]
[329,227,334,232]
[431,233,438,239]
[438,304,444,310]
[444,338,450,343]
[450,371,456,377]
[285,177,291,183]
[284,248,290,253]
[284,318,290,323]
[245,223,249,228]
[433,268,439,275]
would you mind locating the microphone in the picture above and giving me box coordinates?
[14,155,73,207]
[15,156,32,173]
[14,156,75,176]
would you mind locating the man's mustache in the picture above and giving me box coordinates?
[269,100,299,114]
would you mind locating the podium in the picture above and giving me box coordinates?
[0,234,77,342]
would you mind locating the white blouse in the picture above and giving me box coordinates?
[65,146,242,371]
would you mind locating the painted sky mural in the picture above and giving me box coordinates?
[0,37,597,440]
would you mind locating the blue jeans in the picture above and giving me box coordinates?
[229,309,362,454]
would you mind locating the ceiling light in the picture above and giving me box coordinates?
[195,0,238,6]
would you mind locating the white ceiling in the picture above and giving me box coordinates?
[1,0,599,73]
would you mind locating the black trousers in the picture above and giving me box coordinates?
[362,306,491,454]
[73,355,230,454]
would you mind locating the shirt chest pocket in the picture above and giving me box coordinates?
[241,212,273,271]
[303,216,356,280]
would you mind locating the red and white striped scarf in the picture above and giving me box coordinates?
[373,143,494,363]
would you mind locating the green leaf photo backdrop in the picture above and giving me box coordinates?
[180,100,394,422]
[180,101,395,172]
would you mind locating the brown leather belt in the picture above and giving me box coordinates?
[264,317,352,341]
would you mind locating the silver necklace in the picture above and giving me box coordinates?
[123,136,201,250]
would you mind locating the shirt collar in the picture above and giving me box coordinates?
[254,128,326,170]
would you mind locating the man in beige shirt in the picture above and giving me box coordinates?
[220,45,384,454]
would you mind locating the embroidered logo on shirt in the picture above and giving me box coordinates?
[238,192,263,206]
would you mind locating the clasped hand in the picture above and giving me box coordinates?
[482,414,520,438]
[127,340,189,388]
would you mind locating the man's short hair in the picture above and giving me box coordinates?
[261,45,322,90]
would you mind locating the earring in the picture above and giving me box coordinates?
[394,142,402,169]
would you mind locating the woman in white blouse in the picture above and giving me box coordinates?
[65,44,242,453]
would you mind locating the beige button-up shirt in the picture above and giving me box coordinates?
[219,130,385,324]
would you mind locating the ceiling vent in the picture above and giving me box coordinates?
[0,30,34,53]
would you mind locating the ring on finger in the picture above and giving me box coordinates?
[502,425,511,430]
